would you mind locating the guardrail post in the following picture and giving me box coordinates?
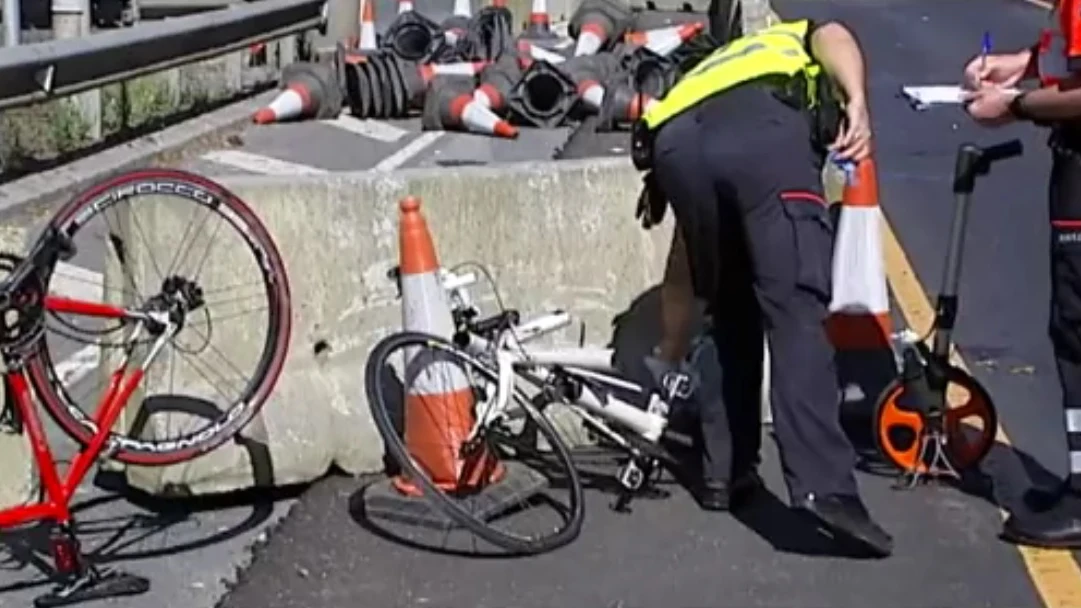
[312,0,360,56]
[53,0,103,141]
[2,0,20,46]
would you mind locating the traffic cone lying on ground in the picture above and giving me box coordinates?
[558,54,619,112]
[253,61,343,124]
[392,195,505,495]
[422,75,519,138]
[569,0,632,56]
[598,74,657,128]
[624,22,704,57]
[826,157,891,350]
[473,55,522,112]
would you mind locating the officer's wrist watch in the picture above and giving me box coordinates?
[1008,91,1033,122]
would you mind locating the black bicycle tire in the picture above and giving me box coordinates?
[871,366,998,472]
[28,168,292,466]
[365,330,585,555]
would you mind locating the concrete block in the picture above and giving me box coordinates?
[110,158,674,496]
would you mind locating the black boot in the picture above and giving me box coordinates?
[794,493,894,557]
[695,469,763,511]
[1003,491,1081,549]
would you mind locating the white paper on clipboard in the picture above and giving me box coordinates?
[899,85,1021,111]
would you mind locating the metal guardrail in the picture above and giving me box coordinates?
[0,0,327,112]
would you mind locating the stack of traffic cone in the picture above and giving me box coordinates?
[624,22,704,57]
[826,157,896,413]
[392,196,505,495]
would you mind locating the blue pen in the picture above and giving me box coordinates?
[981,30,992,72]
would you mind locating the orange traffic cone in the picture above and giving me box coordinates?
[359,0,378,51]
[392,196,505,495]
[524,0,556,39]
[826,158,891,349]
[624,22,703,56]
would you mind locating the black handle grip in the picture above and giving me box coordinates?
[953,139,1025,194]
[981,139,1024,164]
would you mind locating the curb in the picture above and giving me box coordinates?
[0,89,280,227]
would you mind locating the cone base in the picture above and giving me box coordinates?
[391,457,507,496]
[361,462,549,531]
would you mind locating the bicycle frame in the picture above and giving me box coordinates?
[0,270,175,531]
[442,269,672,446]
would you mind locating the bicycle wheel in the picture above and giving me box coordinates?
[28,168,291,466]
[365,330,585,555]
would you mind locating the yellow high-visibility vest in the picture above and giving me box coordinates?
[641,19,824,131]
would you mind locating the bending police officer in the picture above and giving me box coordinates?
[962,0,1081,549]
[631,18,893,557]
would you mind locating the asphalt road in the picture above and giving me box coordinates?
[209,1,1081,607]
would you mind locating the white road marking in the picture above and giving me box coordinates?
[372,132,444,172]
[49,262,105,387]
[200,150,329,176]
[53,344,100,387]
[322,115,410,143]
[51,261,104,302]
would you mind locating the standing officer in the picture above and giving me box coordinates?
[631,18,893,557]
[962,0,1081,549]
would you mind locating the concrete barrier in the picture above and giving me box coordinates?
[110,158,677,495]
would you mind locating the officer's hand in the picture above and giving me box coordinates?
[961,86,1019,127]
[830,97,872,162]
[636,171,668,229]
[962,51,1030,90]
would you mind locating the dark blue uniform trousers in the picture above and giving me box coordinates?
[650,84,859,501]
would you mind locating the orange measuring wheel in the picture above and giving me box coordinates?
[872,364,998,474]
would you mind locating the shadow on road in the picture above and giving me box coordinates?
[0,395,308,595]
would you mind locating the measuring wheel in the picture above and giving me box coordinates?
[872,364,998,476]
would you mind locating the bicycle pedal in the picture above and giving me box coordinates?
[33,568,150,608]
[610,492,634,514]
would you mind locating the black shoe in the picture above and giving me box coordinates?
[794,493,894,558]
[695,470,763,511]
[1022,481,1079,512]
[1003,493,1081,549]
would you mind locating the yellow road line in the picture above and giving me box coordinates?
[881,213,1081,608]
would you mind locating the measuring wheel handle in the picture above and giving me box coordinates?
[872,363,998,484]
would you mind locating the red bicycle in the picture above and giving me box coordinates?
[0,169,291,607]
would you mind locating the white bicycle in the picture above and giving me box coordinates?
[364,264,697,555]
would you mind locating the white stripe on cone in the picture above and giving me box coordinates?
[452,0,471,17]
[421,61,487,81]
[524,42,566,64]
[459,99,518,138]
[398,0,413,13]
[574,28,605,56]
[629,23,702,57]
[828,206,889,316]
[254,87,308,123]
[578,81,604,110]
